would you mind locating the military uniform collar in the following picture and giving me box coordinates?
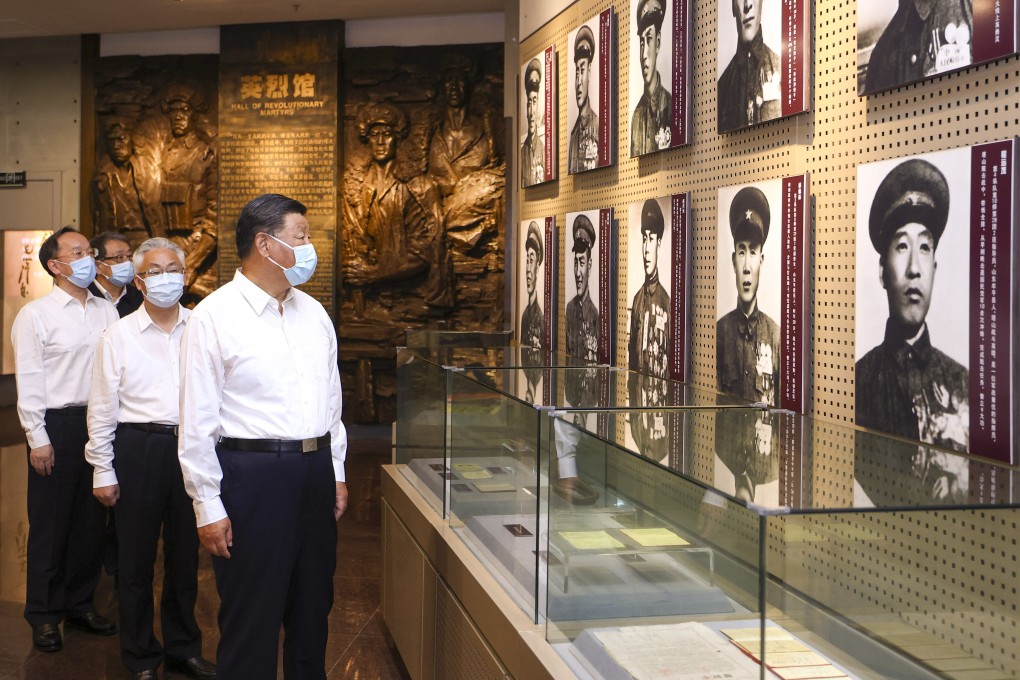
[643,270,660,292]
[882,320,933,367]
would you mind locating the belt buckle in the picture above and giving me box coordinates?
[301,437,317,453]
[172,425,179,438]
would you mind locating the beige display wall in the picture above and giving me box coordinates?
[519,0,1019,675]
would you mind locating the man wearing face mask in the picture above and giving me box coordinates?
[89,232,143,317]
[11,227,119,652]
[179,193,348,680]
[86,238,215,680]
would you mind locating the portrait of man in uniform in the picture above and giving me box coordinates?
[630,0,672,155]
[858,0,974,94]
[565,213,600,361]
[855,157,969,451]
[520,58,546,187]
[567,24,600,174]
[628,198,671,378]
[519,221,544,348]
[717,0,782,132]
[716,185,780,404]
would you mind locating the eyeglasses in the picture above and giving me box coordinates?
[100,253,133,264]
[54,248,92,262]
[138,267,184,278]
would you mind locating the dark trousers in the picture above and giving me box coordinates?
[24,409,106,626]
[212,445,337,680]
[114,426,202,673]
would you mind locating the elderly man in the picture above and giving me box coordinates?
[565,214,599,361]
[86,238,215,680]
[521,58,546,186]
[89,231,143,317]
[716,186,780,404]
[717,0,781,131]
[568,25,600,173]
[520,221,544,348]
[12,227,119,652]
[179,193,348,680]
[856,158,968,450]
[631,0,672,155]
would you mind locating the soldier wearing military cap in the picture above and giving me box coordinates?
[716,186,780,404]
[717,0,781,132]
[91,117,163,248]
[863,0,973,94]
[629,198,671,377]
[520,221,545,348]
[521,58,546,187]
[568,25,600,174]
[856,158,968,451]
[566,214,600,360]
[631,0,673,156]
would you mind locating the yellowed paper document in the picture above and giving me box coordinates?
[621,527,690,547]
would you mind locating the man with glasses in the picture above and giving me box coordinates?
[11,227,119,653]
[89,232,143,318]
[87,238,215,680]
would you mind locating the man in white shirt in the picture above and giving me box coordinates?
[88,231,143,318]
[179,193,348,680]
[11,227,119,652]
[86,238,215,680]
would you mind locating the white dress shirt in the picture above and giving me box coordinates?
[12,286,119,449]
[178,270,347,527]
[85,305,191,488]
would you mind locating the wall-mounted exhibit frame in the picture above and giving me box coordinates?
[516,216,559,350]
[521,46,559,188]
[567,9,618,174]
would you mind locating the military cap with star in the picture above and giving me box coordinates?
[525,58,543,94]
[868,158,950,253]
[729,186,770,245]
[636,0,667,34]
[574,25,595,64]
[640,198,665,238]
[572,213,596,252]
[525,221,544,264]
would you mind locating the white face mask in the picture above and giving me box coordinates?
[268,234,318,286]
[142,272,185,308]
[61,256,98,288]
[104,260,136,287]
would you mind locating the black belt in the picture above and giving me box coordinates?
[218,434,330,453]
[49,406,86,416]
[122,422,178,437]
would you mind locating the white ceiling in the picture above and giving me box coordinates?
[0,0,507,39]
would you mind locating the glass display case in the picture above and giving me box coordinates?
[542,407,1020,680]
[394,345,597,514]
[444,365,758,622]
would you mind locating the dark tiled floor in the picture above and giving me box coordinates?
[0,423,411,680]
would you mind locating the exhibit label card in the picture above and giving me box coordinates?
[858,0,1019,95]
[715,175,809,412]
[855,140,1018,464]
[567,9,617,174]
[628,0,691,155]
[516,216,557,351]
[716,0,810,133]
[520,45,557,187]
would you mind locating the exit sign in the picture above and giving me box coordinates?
[0,172,27,188]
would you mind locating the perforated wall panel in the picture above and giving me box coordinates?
[434,579,510,680]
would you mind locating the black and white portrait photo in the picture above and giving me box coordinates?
[520,47,556,187]
[567,21,601,174]
[715,182,783,405]
[627,197,672,378]
[517,220,546,348]
[716,0,782,132]
[564,210,603,362]
[857,0,975,95]
[629,0,673,155]
[856,150,971,452]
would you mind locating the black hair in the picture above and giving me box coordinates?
[90,231,130,259]
[39,226,79,278]
[235,194,307,260]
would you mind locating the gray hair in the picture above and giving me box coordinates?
[132,237,185,271]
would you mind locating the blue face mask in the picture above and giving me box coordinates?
[142,273,185,308]
[103,260,135,287]
[269,235,317,286]
[60,256,97,288]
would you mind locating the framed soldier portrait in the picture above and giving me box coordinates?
[628,0,692,155]
[516,217,557,350]
[715,175,809,411]
[520,46,557,188]
[856,141,1019,464]
[567,9,617,174]
[716,0,810,133]
[857,0,1018,95]
[564,208,615,365]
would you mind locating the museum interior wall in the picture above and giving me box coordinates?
[515,0,1019,672]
